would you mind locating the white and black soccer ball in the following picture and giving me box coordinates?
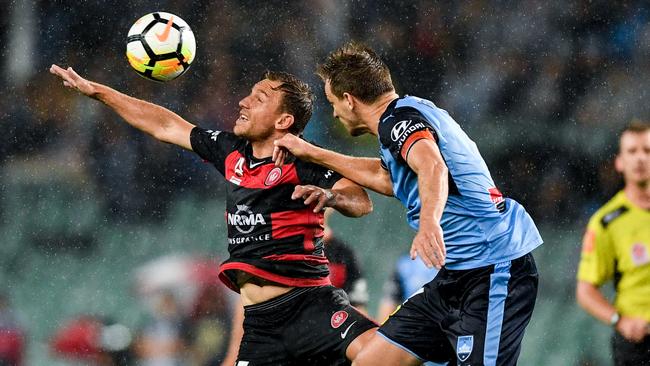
[126,12,196,82]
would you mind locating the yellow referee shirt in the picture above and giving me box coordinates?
[577,191,650,322]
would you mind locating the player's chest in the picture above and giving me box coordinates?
[613,217,650,270]
[224,154,299,188]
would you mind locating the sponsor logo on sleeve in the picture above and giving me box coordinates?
[389,119,428,151]
[206,130,221,141]
[391,120,412,141]
[340,321,357,339]
[488,187,506,213]
[582,229,596,253]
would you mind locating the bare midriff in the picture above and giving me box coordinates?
[236,270,294,305]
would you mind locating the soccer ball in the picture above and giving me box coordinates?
[126,12,196,82]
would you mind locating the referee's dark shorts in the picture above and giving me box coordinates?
[379,252,538,366]
[613,332,650,366]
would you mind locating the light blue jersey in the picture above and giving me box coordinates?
[378,96,542,270]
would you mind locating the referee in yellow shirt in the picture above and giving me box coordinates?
[577,122,650,365]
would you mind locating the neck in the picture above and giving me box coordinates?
[361,92,400,135]
[250,138,277,159]
[624,182,650,209]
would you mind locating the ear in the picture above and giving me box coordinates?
[342,92,355,110]
[614,154,624,173]
[275,114,295,131]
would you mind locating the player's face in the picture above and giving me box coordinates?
[324,80,366,136]
[236,79,285,141]
[616,131,650,186]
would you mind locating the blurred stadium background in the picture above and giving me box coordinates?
[2,0,649,364]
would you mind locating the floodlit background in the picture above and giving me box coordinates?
[2,0,649,364]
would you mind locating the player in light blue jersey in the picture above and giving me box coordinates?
[274,42,542,366]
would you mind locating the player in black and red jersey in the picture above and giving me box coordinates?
[49,64,377,365]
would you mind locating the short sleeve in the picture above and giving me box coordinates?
[576,216,616,286]
[378,107,437,162]
[190,127,242,175]
[296,161,343,189]
[379,153,389,171]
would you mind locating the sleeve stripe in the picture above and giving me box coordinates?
[400,130,435,161]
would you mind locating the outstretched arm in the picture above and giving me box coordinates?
[49,64,195,150]
[274,134,393,196]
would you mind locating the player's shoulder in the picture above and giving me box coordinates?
[588,191,631,229]
[378,99,432,146]
[379,98,429,128]
[196,127,246,148]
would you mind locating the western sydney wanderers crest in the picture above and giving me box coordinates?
[457,335,473,362]
[330,310,349,329]
[264,167,282,186]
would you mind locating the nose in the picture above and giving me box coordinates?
[239,96,249,109]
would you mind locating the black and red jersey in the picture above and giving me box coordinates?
[190,127,343,292]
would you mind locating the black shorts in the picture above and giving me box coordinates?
[612,332,650,366]
[379,252,538,366]
[237,286,377,366]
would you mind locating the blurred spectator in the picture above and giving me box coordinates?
[133,291,185,366]
[376,256,441,366]
[0,293,25,366]
[134,255,236,366]
[181,283,236,366]
[50,315,134,366]
[323,209,369,313]
[376,254,439,323]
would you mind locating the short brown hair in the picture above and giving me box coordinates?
[622,120,650,135]
[618,120,650,153]
[263,71,314,134]
[317,42,394,103]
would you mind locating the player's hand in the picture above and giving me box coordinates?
[410,223,446,269]
[616,316,648,343]
[273,134,314,166]
[49,64,96,97]
[291,185,336,213]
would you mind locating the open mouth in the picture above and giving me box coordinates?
[237,113,249,124]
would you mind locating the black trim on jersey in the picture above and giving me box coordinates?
[613,259,622,290]
[378,100,459,196]
[600,206,629,228]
